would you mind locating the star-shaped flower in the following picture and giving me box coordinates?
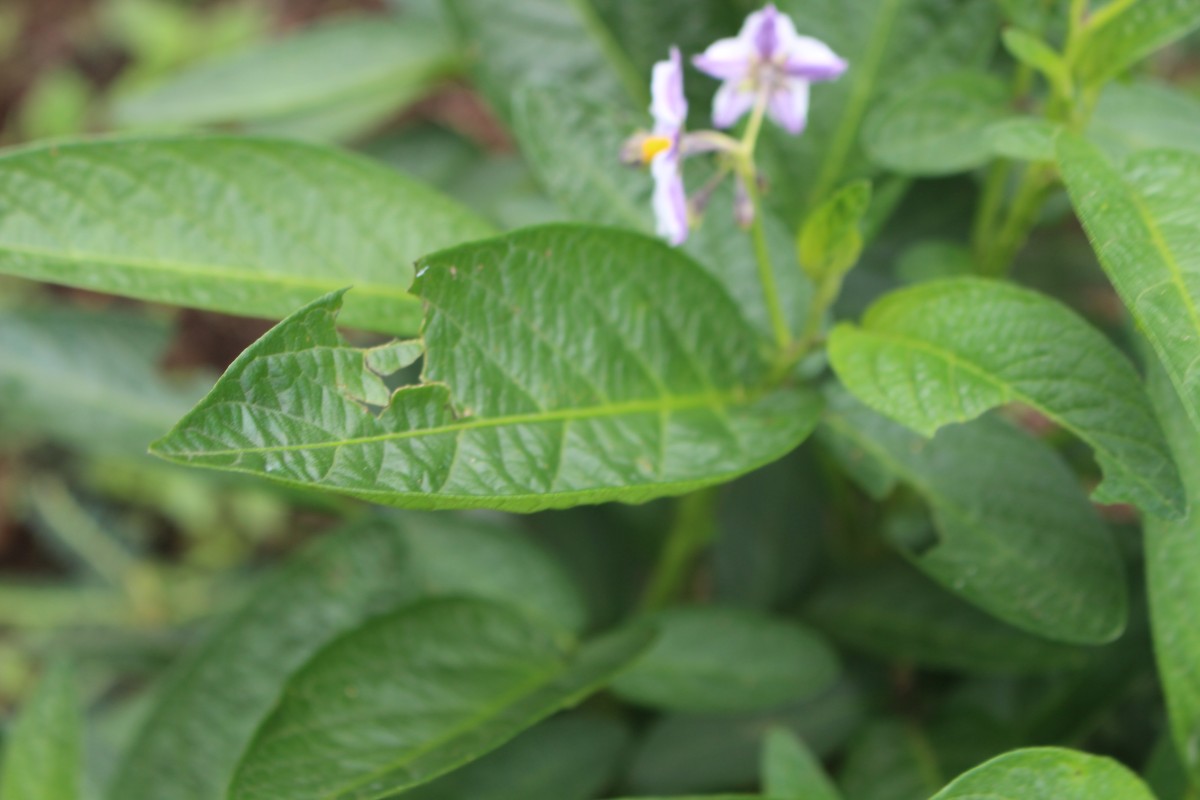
[627,46,689,245]
[693,4,847,134]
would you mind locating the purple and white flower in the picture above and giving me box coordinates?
[693,4,847,135]
[645,47,690,245]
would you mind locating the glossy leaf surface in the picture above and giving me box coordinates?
[929,747,1156,800]
[153,226,823,511]
[0,136,492,334]
[828,277,1184,518]
[228,598,651,800]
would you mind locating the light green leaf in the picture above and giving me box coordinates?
[1089,80,1200,160]
[228,598,652,800]
[929,747,1156,800]
[762,728,843,800]
[511,86,812,340]
[113,16,460,134]
[107,514,584,800]
[0,662,81,800]
[400,715,629,800]
[1056,135,1200,437]
[1075,0,1200,87]
[798,181,872,283]
[1001,28,1071,97]
[152,226,823,512]
[446,0,642,123]
[0,308,206,454]
[803,563,1092,673]
[863,70,1010,176]
[1146,357,1200,783]
[611,607,840,713]
[985,117,1057,162]
[828,277,1185,518]
[820,389,1127,644]
[0,136,493,334]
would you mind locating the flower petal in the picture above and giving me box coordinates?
[767,79,810,135]
[782,35,848,81]
[651,153,689,245]
[712,80,757,129]
[751,4,782,60]
[651,47,688,130]
[692,35,756,81]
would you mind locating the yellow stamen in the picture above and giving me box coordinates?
[640,135,672,164]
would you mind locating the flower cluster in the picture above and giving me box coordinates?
[624,4,847,245]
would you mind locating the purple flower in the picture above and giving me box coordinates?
[693,4,847,135]
[639,47,690,245]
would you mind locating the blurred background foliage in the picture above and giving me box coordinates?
[0,1,1198,798]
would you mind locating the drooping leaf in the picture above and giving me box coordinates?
[1056,136,1200,436]
[762,727,843,800]
[804,563,1091,673]
[0,136,492,334]
[0,662,81,800]
[107,514,584,800]
[928,747,1156,800]
[828,277,1185,518]
[0,307,206,454]
[1145,358,1200,784]
[820,389,1126,644]
[228,598,652,800]
[1074,0,1200,87]
[1089,80,1200,160]
[152,226,823,512]
[113,16,460,137]
[863,70,1010,176]
[510,86,811,340]
[610,607,840,713]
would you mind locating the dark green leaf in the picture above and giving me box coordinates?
[1075,0,1200,87]
[762,727,843,800]
[863,70,1010,176]
[228,598,652,800]
[1056,135,1200,436]
[820,389,1127,644]
[0,136,492,334]
[152,226,823,511]
[108,514,584,800]
[611,607,839,713]
[928,747,1156,800]
[0,662,81,800]
[828,277,1184,518]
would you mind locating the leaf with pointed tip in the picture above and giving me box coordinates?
[0,136,492,334]
[820,388,1127,644]
[152,225,822,511]
[762,728,843,800]
[228,598,652,800]
[1074,0,1200,87]
[1057,136,1200,439]
[929,747,1156,800]
[0,662,81,800]
[828,277,1184,518]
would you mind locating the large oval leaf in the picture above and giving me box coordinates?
[828,277,1184,518]
[929,747,1156,800]
[151,225,822,511]
[228,597,652,800]
[0,136,492,334]
[1057,136,1200,440]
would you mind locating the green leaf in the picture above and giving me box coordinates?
[1001,28,1071,97]
[804,563,1092,673]
[228,598,652,800]
[798,181,872,283]
[1089,80,1200,160]
[1056,135,1200,437]
[0,307,206,454]
[985,117,1057,162]
[828,277,1185,518]
[113,16,460,134]
[107,514,584,800]
[0,136,492,335]
[820,389,1127,644]
[152,226,823,511]
[1145,358,1200,784]
[0,662,81,800]
[1074,0,1200,87]
[446,0,642,123]
[928,747,1156,800]
[510,87,812,340]
[400,715,630,800]
[863,70,1010,176]
[762,728,843,800]
[610,607,840,713]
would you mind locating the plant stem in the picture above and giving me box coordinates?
[640,488,720,611]
[978,164,1053,277]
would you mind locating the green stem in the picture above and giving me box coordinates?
[978,165,1053,277]
[970,159,1013,269]
[641,488,720,611]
